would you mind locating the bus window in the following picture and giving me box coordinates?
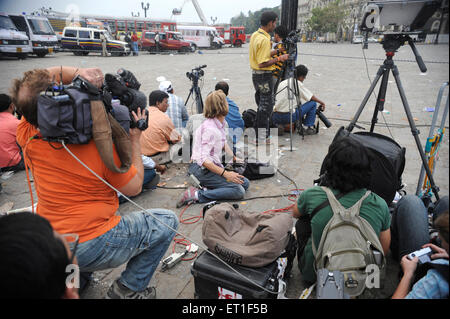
[156,23,161,30]
[79,30,90,39]
[107,21,116,33]
[136,22,144,32]
[196,30,200,36]
[94,31,101,39]
[127,21,135,32]
[64,29,77,38]
[146,22,153,30]
[117,21,126,31]
[27,18,54,35]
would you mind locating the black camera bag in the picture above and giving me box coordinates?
[37,88,93,145]
[319,127,406,205]
[242,109,257,128]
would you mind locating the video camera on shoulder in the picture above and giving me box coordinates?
[104,68,149,131]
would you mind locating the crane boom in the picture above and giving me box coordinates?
[191,0,209,25]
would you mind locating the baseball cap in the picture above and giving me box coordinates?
[159,80,173,93]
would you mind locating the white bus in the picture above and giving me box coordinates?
[0,12,31,59]
[9,14,59,57]
[177,25,224,49]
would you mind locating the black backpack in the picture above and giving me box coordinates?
[318,127,406,205]
[242,109,257,128]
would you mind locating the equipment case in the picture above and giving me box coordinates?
[191,250,280,299]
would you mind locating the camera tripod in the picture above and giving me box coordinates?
[185,65,207,114]
[346,33,440,201]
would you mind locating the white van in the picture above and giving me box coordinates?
[61,27,130,56]
[0,13,31,59]
[177,25,224,49]
[9,14,59,57]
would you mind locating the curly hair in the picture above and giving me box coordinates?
[321,137,372,194]
[10,69,51,127]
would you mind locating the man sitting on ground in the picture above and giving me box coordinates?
[159,80,189,131]
[215,81,245,150]
[11,66,178,299]
[272,64,326,136]
[0,94,25,173]
[140,90,182,174]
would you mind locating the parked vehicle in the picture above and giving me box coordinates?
[0,12,31,59]
[177,25,224,49]
[352,35,364,44]
[61,26,130,56]
[215,25,246,47]
[139,30,192,53]
[9,14,59,57]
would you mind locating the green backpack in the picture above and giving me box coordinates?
[312,187,386,297]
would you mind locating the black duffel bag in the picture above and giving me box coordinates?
[318,127,406,205]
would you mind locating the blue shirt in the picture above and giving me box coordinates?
[225,97,244,131]
[166,93,189,131]
[406,259,449,299]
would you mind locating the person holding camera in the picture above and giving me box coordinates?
[0,93,25,174]
[392,209,448,299]
[11,66,179,299]
[272,64,326,136]
[272,25,289,83]
[249,11,289,145]
[140,90,182,174]
[177,90,249,208]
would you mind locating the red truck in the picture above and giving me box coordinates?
[139,31,194,53]
[215,25,246,47]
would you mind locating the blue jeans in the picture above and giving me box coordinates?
[189,163,250,203]
[272,101,317,127]
[76,210,179,292]
[143,168,157,188]
[252,72,275,139]
[132,42,139,55]
[390,195,430,261]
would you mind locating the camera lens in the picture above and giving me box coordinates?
[411,254,416,257]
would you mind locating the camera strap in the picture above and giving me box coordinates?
[90,100,132,174]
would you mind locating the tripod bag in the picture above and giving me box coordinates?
[319,127,406,205]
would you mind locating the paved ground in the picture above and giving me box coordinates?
[0,42,448,299]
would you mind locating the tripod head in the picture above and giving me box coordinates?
[381,33,427,73]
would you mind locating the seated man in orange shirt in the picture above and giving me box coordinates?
[140,90,182,174]
[11,66,178,299]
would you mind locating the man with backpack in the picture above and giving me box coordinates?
[292,137,391,296]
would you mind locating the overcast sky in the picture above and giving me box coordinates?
[0,0,282,23]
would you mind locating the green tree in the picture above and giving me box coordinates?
[306,0,347,33]
[231,6,281,34]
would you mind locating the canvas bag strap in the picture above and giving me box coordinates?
[321,187,371,222]
[91,100,131,174]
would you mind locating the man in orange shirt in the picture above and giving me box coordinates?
[11,66,178,299]
[140,90,182,174]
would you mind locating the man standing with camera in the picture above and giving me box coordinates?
[11,66,179,299]
[272,64,326,135]
[249,11,289,145]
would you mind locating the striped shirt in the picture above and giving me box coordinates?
[406,259,449,299]
[272,42,287,79]
[166,93,189,131]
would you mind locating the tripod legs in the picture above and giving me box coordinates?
[392,65,440,201]
[347,59,441,201]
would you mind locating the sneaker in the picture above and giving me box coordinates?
[143,174,161,190]
[305,127,317,135]
[106,280,156,299]
[176,186,199,208]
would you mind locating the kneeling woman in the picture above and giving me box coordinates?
[177,90,249,208]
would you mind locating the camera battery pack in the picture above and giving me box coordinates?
[191,250,280,299]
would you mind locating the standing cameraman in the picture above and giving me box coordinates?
[249,11,289,145]
[11,66,178,299]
